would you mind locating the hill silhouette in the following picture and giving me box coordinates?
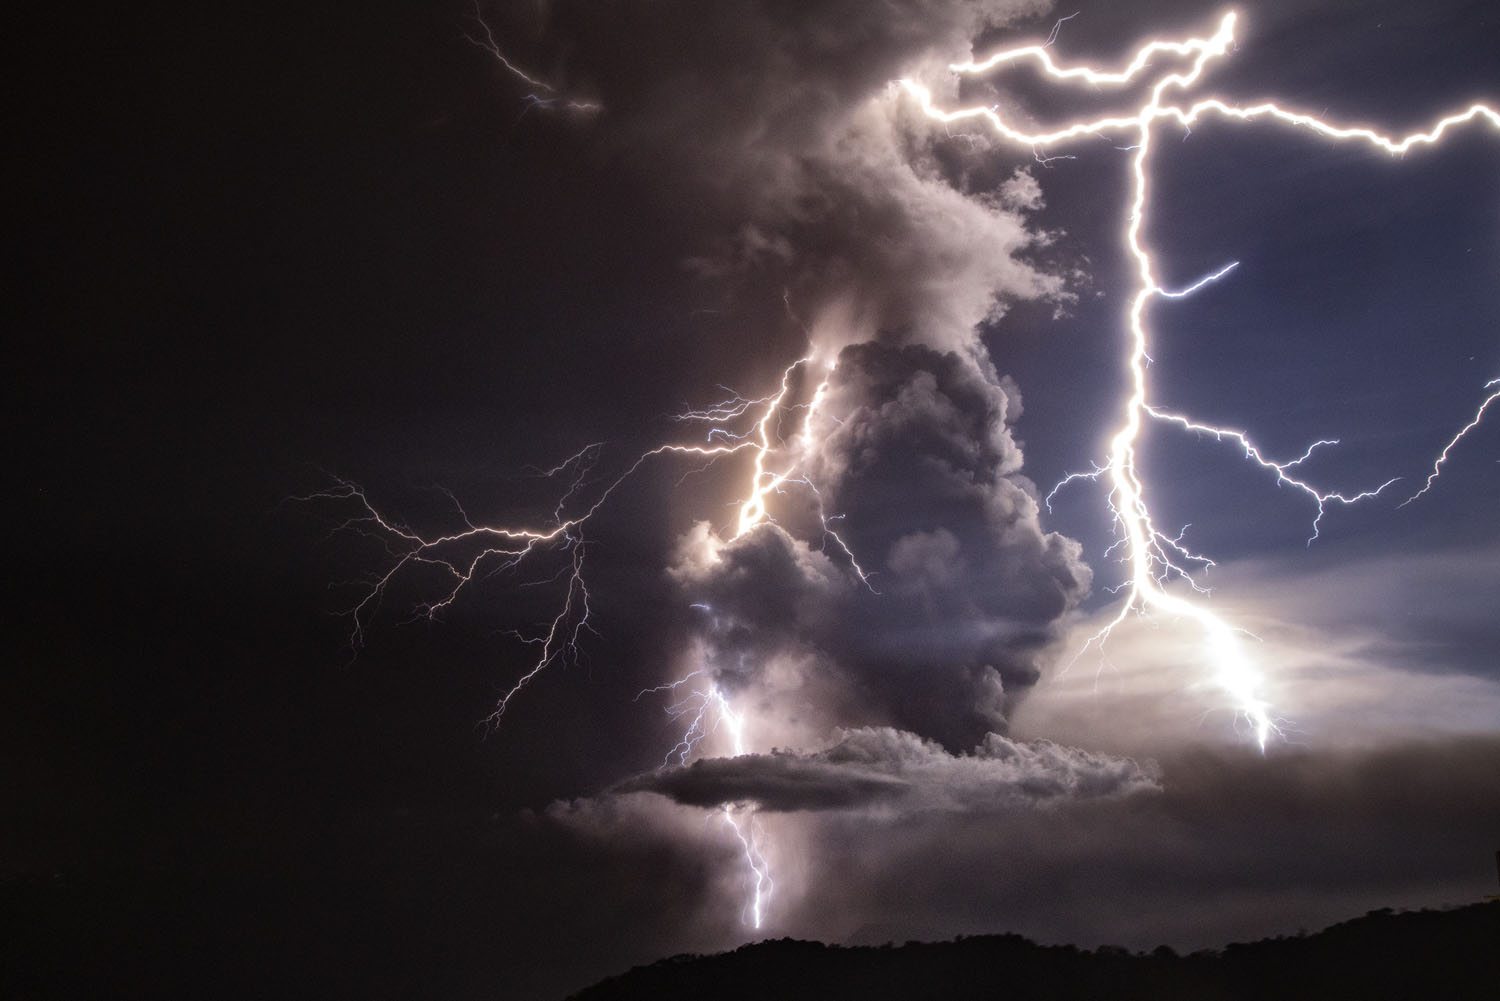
[567,901,1498,1001]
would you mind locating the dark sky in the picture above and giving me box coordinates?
[10,2,1500,999]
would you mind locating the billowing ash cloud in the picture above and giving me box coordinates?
[672,343,1091,750]
[813,342,1091,633]
[503,2,1092,750]
[618,726,1158,812]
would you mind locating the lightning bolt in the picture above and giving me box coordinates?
[306,353,845,719]
[708,686,773,929]
[310,6,1497,934]
[306,352,854,927]
[633,670,773,927]
[723,804,773,929]
[1400,378,1500,507]
[463,2,601,115]
[902,9,1500,748]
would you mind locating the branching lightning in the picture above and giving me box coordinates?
[306,354,849,925]
[308,353,844,719]
[902,9,1500,748]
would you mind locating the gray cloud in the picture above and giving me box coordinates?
[617,746,912,812]
[618,726,1158,812]
[671,344,1092,750]
[495,0,1068,355]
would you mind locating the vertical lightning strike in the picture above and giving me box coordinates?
[722,806,773,929]
[633,671,773,927]
[902,10,1500,748]
[707,688,774,929]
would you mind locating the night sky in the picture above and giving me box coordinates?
[11,2,1500,999]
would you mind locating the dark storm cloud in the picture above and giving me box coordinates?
[672,343,1091,750]
[617,744,912,812]
[815,342,1090,628]
[519,0,1050,162]
[617,726,1156,812]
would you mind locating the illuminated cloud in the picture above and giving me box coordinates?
[1012,542,1500,754]
[491,0,1071,358]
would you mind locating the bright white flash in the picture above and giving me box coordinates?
[902,9,1500,749]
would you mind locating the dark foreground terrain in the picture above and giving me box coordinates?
[568,902,1498,1001]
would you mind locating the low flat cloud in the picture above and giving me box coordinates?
[617,726,1159,812]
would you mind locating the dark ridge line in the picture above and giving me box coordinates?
[566,900,1499,1001]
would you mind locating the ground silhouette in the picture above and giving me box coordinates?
[567,902,1498,1001]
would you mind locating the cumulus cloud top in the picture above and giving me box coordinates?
[501,0,1069,357]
